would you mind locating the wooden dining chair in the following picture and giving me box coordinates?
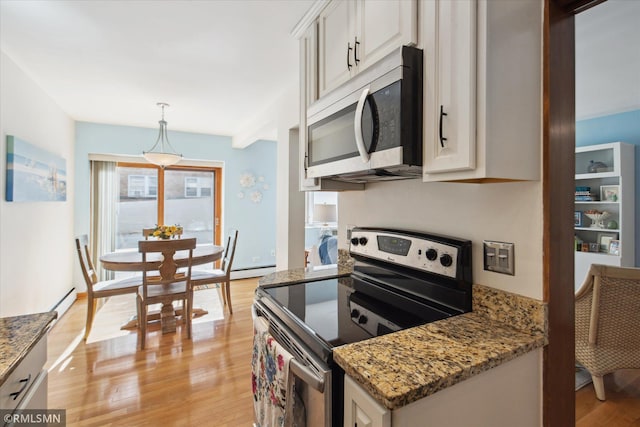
[75,235,141,341]
[137,237,197,349]
[191,230,238,314]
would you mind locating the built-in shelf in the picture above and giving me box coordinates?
[574,142,635,291]
[574,227,620,232]
[574,201,619,205]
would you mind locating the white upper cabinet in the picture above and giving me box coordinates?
[422,0,477,173]
[319,0,417,97]
[422,0,542,182]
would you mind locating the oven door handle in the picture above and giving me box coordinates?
[354,87,371,163]
[289,358,325,393]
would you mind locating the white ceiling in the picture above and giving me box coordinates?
[1,0,637,142]
[575,0,640,120]
[0,0,314,142]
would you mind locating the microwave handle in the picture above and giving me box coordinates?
[354,87,371,163]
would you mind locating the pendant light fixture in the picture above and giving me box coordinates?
[143,102,182,167]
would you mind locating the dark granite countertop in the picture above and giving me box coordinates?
[0,311,57,386]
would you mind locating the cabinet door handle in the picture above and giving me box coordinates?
[9,374,31,400]
[347,42,353,70]
[354,37,360,64]
[439,105,448,147]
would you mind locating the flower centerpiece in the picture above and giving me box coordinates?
[152,224,182,239]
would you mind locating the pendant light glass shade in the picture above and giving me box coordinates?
[143,102,182,167]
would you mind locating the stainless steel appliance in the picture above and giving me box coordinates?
[253,227,473,426]
[304,46,423,183]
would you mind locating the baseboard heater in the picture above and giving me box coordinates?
[48,287,77,320]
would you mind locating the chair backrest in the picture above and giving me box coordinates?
[575,264,640,348]
[75,235,98,296]
[138,237,197,296]
[221,230,238,275]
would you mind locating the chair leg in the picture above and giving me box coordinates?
[137,296,146,350]
[225,280,233,315]
[186,291,193,340]
[84,297,97,341]
[592,375,606,401]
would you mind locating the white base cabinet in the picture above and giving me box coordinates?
[344,376,390,427]
[344,350,541,427]
[0,335,48,420]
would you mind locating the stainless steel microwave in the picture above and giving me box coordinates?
[305,46,423,183]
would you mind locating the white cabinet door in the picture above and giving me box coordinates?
[422,0,542,182]
[319,0,418,97]
[318,0,356,97]
[356,0,417,72]
[422,0,477,174]
[344,376,390,427]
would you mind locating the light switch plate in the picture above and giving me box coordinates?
[483,241,515,275]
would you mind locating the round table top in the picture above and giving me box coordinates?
[100,243,224,272]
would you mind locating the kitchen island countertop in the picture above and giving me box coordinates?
[0,311,57,386]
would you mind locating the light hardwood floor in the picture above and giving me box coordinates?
[46,278,639,426]
[46,278,259,426]
[576,370,640,426]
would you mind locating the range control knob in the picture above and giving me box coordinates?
[351,237,359,246]
[425,248,438,261]
[358,315,368,325]
[358,237,368,246]
[440,254,453,267]
[350,309,360,319]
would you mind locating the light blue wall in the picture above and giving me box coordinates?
[74,122,277,270]
[576,109,640,266]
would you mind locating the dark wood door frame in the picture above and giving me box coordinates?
[544,0,606,425]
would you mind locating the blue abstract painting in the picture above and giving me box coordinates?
[6,135,67,202]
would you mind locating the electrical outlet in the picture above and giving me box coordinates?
[270,250,276,257]
[483,241,515,275]
[252,256,260,262]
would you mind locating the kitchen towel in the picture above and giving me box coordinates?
[252,316,305,427]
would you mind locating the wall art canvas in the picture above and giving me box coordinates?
[6,135,67,202]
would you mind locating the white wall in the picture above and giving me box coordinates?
[0,52,75,317]
[339,179,543,300]
[275,84,306,270]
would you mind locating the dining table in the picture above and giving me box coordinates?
[100,243,224,334]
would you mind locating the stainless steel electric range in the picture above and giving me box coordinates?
[253,227,473,427]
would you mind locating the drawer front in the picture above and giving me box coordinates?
[0,335,47,412]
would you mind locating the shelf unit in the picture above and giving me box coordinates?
[574,142,635,290]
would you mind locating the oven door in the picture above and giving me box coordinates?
[253,302,335,427]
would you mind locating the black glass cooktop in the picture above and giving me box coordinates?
[261,276,454,349]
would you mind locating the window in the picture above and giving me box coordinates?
[185,176,212,198]
[115,164,221,250]
[127,175,157,198]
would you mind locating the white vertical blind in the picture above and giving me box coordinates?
[90,160,117,280]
